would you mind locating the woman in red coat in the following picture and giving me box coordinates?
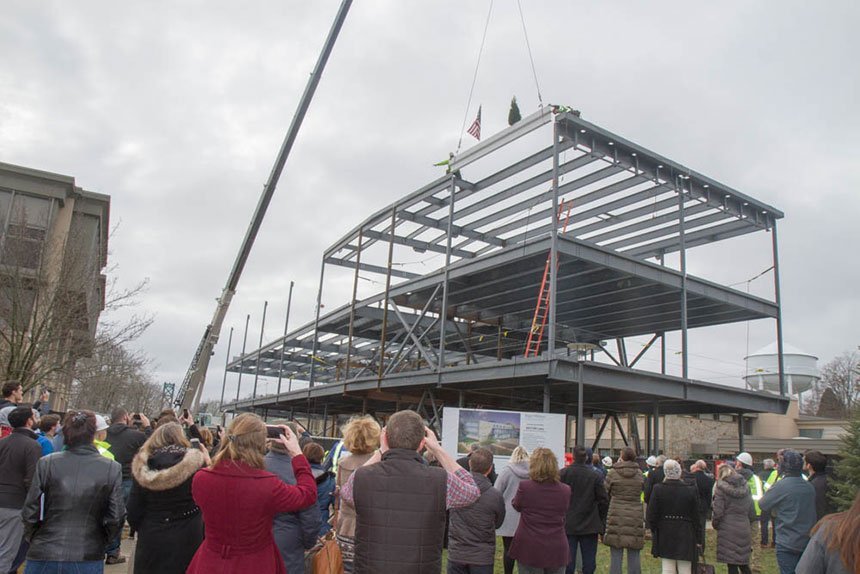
[187,413,317,574]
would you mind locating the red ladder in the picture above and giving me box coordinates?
[524,199,572,357]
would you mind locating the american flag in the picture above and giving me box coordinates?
[467,106,482,140]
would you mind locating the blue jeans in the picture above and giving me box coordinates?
[775,545,802,574]
[105,478,132,557]
[566,534,598,574]
[24,560,103,574]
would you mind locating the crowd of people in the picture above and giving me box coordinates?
[0,380,857,574]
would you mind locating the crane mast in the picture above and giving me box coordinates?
[176,0,353,411]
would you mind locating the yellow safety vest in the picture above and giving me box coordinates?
[748,473,764,516]
[763,469,779,491]
[94,439,115,461]
[641,470,649,502]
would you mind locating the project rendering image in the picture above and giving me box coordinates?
[458,409,521,456]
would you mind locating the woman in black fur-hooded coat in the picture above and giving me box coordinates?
[127,422,208,574]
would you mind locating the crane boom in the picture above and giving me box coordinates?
[177,0,353,411]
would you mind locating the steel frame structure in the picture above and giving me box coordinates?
[223,107,788,451]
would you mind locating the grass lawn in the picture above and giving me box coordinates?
[443,529,780,573]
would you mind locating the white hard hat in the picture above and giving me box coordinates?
[646,455,657,467]
[602,456,613,467]
[94,415,109,432]
[737,452,753,467]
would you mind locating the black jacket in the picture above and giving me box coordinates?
[647,479,702,563]
[559,463,609,536]
[691,470,715,516]
[106,423,147,480]
[128,446,205,574]
[447,472,505,565]
[643,465,665,503]
[22,444,124,561]
[0,427,41,508]
[353,448,448,574]
[809,472,831,521]
[265,449,322,574]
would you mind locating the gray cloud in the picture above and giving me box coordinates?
[1,1,857,402]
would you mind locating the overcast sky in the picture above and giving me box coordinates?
[2,1,858,404]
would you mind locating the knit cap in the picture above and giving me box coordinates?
[781,449,804,475]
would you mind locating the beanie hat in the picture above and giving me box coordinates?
[782,449,804,475]
[663,459,682,480]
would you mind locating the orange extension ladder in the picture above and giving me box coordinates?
[524,199,572,357]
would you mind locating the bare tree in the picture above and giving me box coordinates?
[816,351,860,419]
[68,334,161,415]
[0,208,152,395]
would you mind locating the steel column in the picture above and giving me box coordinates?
[576,381,584,446]
[437,175,457,378]
[276,281,294,395]
[678,178,689,378]
[235,314,250,405]
[377,209,397,385]
[645,414,651,455]
[547,118,560,356]
[738,412,745,452]
[252,300,268,402]
[771,221,786,396]
[345,230,363,380]
[309,259,327,388]
[543,382,550,413]
[652,402,660,454]
[218,327,234,411]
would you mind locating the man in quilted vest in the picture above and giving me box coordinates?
[340,410,480,574]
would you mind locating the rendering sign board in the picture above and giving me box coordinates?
[441,407,566,473]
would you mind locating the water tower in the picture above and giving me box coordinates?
[744,342,820,397]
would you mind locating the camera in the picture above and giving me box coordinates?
[132,413,141,421]
[266,426,285,439]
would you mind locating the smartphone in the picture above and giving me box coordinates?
[266,425,285,439]
[182,408,191,419]
[190,438,201,449]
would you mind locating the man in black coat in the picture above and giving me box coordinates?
[104,407,149,564]
[559,445,609,574]
[803,450,831,520]
[0,407,41,573]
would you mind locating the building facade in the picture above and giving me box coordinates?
[0,162,110,411]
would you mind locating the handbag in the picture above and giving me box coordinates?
[306,488,343,574]
[695,553,715,574]
[309,533,343,574]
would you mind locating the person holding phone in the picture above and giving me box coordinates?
[339,410,480,574]
[127,422,208,574]
[186,413,317,574]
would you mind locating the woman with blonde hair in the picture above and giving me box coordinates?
[186,413,317,574]
[509,448,571,574]
[127,422,208,574]
[335,415,381,573]
[495,446,530,574]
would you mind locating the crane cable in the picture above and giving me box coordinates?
[516,0,543,107]
[457,0,495,154]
